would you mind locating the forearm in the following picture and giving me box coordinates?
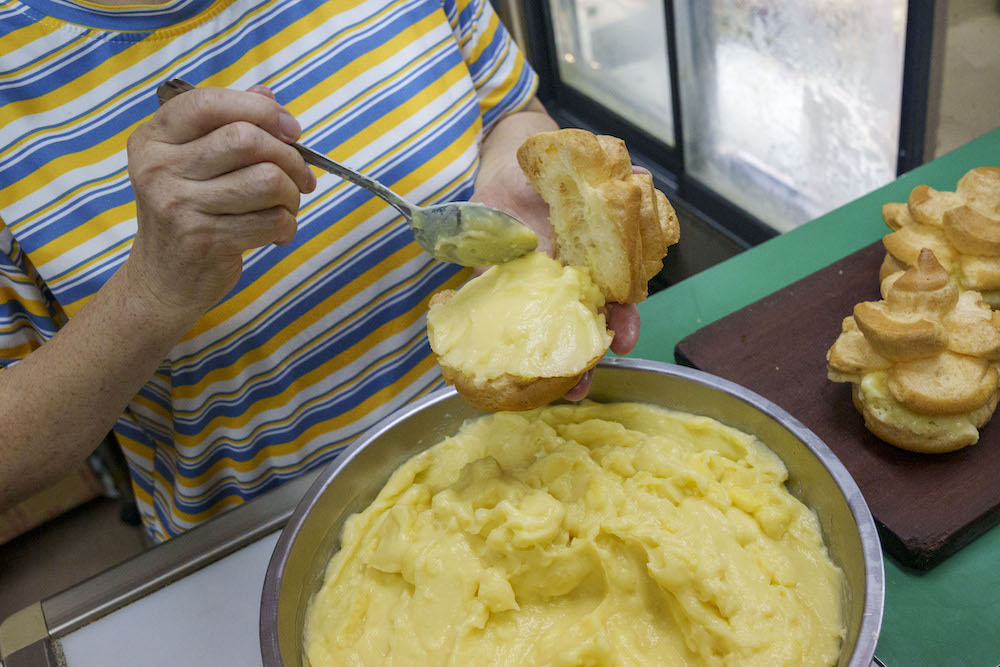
[0,260,197,510]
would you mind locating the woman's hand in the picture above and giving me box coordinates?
[470,101,643,399]
[124,85,316,325]
[0,84,319,509]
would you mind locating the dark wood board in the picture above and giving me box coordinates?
[675,241,1000,570]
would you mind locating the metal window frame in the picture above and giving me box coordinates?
[511,0,940,248]
[898,0,945,174]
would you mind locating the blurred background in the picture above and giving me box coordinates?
[496,0,999,286]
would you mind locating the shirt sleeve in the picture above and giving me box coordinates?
[441,0,539,133]
[0,218,65,369]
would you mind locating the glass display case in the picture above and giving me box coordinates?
[549,0,675,146]
[499,0,941,244]
[674,1,907,231]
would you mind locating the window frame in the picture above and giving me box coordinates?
[518,0,940,247]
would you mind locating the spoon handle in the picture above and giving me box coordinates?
[155,78,414,219]
[289,143,413,219]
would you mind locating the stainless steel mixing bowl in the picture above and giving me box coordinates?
[260,358,884,666]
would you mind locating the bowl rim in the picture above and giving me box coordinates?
[259,357,885,666]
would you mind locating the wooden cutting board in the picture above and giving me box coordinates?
[675,241,1000,570]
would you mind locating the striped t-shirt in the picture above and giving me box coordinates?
[0,0,537,541]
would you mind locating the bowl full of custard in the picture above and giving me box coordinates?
[260,358,883,666]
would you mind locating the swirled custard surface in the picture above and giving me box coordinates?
[426,251,612,382]
[303,403,845,666]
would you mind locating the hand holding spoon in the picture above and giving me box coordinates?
[155,79,538,267]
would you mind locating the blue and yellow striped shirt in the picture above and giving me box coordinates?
[0,0,537,540]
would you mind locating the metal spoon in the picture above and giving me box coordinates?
[155,78,538,267]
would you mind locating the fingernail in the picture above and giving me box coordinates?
[247,84,274,99]
[306,167,317,192]
[278,109,301,142]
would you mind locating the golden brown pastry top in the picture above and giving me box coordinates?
[516,129,679,303]
[828,249,1000,416]
[881,167,1000,301]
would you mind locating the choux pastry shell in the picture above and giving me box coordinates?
[828,248,1000,453]
[427,129,679,411]
[881,166,1000,306]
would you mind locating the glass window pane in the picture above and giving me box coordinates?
[674,1,908,231]
[548,0,675,145]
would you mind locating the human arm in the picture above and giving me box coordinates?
[0,87,314,511]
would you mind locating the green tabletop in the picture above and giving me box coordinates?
[632,127,1000,667]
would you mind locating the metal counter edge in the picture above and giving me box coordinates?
[0,468,321,667]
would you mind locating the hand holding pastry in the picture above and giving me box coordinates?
[428,129,679,411]
[470,127,647,359]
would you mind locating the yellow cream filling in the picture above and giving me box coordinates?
[304,402,845,666]
[427,206,538,266]
[426,252,612,381]
[859,371,984,436]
